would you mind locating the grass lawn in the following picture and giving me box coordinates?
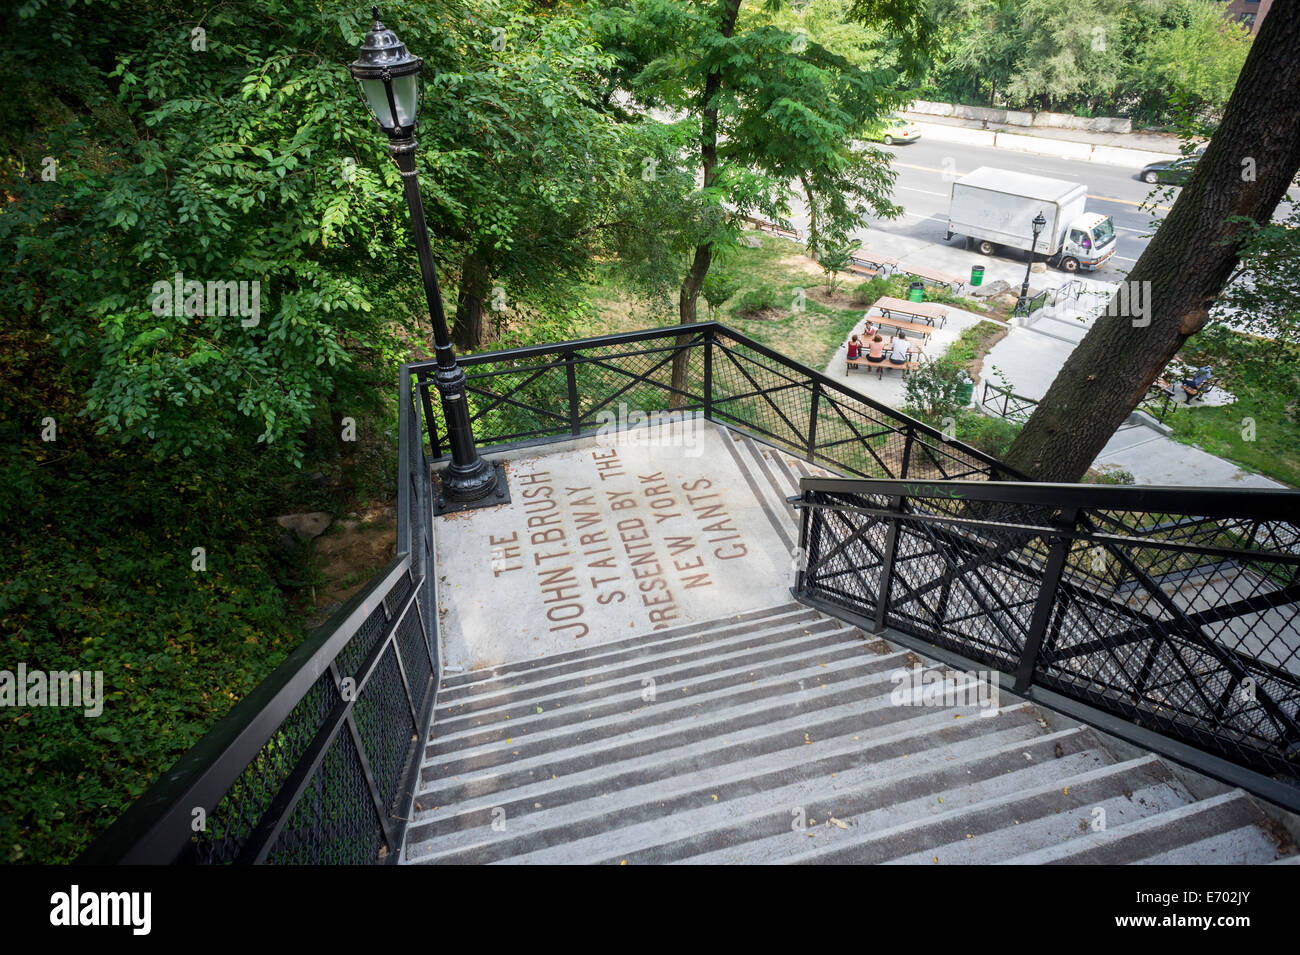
[1160,331,1300,488]
[573,232,1005,375]
[1161,392,1300,488]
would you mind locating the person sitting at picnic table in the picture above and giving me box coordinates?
[1181,366,1213,401]
[888,332,910,365]
[863,320,877,338]
[866,334,885,363]
[847,334,861,360]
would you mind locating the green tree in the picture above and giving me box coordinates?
[418,5,689,351]
[587,0,929,398]
[1119,0,1253,126]
[1003,3,1300,481]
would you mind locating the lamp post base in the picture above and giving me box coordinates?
[433,461,511,516]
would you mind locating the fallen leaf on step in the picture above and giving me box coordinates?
[829,817,850,830]
[804,733,812,744]
[712,794,718,801]
[1064,786,1069,795]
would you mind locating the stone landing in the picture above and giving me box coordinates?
[433,419,799,670]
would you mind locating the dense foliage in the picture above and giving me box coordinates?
[922,0,1252,125]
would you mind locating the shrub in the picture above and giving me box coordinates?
[734,285,781,317]
[701,271,741,319]
[903,355,972,420]
[953,411,1021,459]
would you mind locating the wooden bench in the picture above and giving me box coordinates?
[845,260,879,279]
[740,215,801,242]
[847,342,922,377]
[900,264,964,293]
[847,355,921,378]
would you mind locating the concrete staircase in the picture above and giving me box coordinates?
[717,426,834,553]
[402,602,1295,864]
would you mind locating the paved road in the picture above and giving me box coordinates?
[870,138,1171,281]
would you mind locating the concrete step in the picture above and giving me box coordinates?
[419,632,907,785]
[425,620,870,750]
[408,702,1060,865]
[437,603,807,695]
[434,606,830,719]
[1000,791,1285,865]
[403,606,1297,865]
[716,426,833,550]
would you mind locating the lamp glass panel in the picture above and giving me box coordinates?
[391,72,419,128]
[360,77,396,131]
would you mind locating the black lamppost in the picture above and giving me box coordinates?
[1015,211,1047,317]
[349,7,506,513]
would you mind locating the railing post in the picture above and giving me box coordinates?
[418,371,440,458]
[899,428,915,479]
[565,347,579,436]
[1013,507,1079,693]
[703,330,713,421]
[872,494,905,635]
[806,381,820,461]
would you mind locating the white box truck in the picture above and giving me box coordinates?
[945,167,1117,272]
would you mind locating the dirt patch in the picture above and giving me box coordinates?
[965,323,1010,382]
[302,505,398,629]
[777,253,824,278]
[734,306,787,322]
[806,286,859,308]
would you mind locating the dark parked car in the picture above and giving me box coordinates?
[1140,156,1198,185]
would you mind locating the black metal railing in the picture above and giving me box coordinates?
[980,379,1039,423]
[79,369,439,864]
[411,322,1022,483]
[1013,288,1050,317]
[793,477,1300,804]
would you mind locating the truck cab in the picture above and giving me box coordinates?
[1058,213,1116,272]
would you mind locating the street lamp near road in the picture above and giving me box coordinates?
[349,7,508,514]
[1015,210,1047,317]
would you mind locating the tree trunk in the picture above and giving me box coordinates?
[1003,1,1300,483]
[670,0,743,407]
[453,249,489,352]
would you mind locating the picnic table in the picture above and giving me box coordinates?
[869,295,948,329]
[900,264,964,292]
[851,250,900,274]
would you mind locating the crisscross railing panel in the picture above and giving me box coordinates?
[418,323,1012,485]
[795,478,1300,790]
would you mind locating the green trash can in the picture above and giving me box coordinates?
[970,265,985,287]
[907,281,925,303]
[957,380,975,405]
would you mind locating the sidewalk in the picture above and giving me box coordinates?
[902,111,1182,168]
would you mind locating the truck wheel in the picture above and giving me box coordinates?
[1060,257,1080,272]
[978,240,996,255]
